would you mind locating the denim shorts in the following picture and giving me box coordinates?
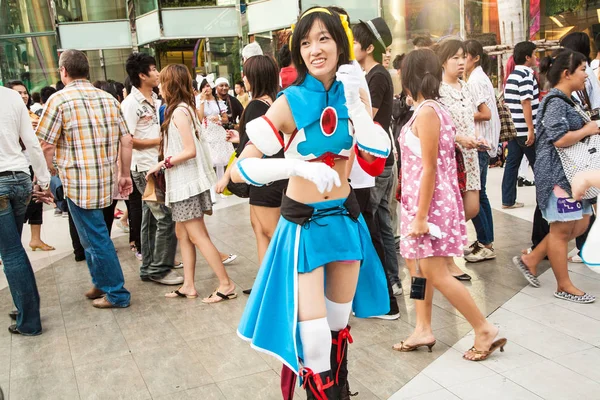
[541,191,593,223]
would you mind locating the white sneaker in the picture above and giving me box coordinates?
[465,246,496,263]
[369,311,400,320]
[222,254,238,265]
[149,270,184,285]
[173,261,184,269]
[62,211,69,218]
[463,241,479,256]
[392,283,403,296]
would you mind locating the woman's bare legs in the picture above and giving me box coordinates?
[29,224,54,250]
[181,217,234,300]
[250,205,280,264]
[421,256,498,355]
[446,190,480,276]
[393,259,435,348]
[172,222,198,297]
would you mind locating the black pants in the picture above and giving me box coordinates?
[531,205,550,250]
[69,201,117,258]
[125,174,142,251]
[354,187,400,315]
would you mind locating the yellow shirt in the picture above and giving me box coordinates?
[237,92,250,109]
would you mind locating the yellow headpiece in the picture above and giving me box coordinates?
[289,8,355,61]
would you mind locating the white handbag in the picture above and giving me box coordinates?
[581,206,600,270]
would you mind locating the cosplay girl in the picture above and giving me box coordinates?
[232,7,390,399]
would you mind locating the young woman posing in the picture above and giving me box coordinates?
[216,55,288,292]
[513,49,598,304]
[393,48,506,361]
[146,65,236,303]
[435,39,488,279]
[232,8,390,399]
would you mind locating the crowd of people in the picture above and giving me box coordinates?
[1,4,599,400]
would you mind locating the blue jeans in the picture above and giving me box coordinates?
[472,152,494,245]
[67,198,130,307]
[501,137,536,206]
[131,171,176,278]
[369,165,400,286]
[0,172,41,335]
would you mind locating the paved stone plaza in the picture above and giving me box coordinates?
[1,169,599,400]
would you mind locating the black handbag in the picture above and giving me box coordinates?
[227,181,250,198]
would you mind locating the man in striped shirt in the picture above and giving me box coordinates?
[38,50,132,309]
[502,41,539,209]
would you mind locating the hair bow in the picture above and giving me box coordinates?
[196,73,215,89]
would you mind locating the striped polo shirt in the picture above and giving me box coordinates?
[504,65,539,136]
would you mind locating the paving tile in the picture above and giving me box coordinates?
[0,378,8,400]
[118,312,187,353]
[451,335,545,373]
[408,388,461,400]
[217,370,283,400]
[349,316,416,350]
[153,384,226,400]
[349,344,421,399]
[553,347,600,384]
[421,348,497,388]
[400,302,468,331]
[389,373,443,399]
[74,355,150,400]
[37,283,61,308]
[67,319,130,366]
[511,303,600,346]
[164,303,233,342]
[60,298,117,332]
[501,292,554,312]
[432,322,473,347]
[10,333,73,379]
[10,368,79,400]
[133,343,213,397]
[448,374,542,400]
[503,359,600,400]
[189,332,271,382]
[486,308,593,358]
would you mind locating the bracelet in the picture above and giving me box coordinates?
[164,156,174,169]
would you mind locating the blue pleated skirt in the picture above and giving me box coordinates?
[237,196,390,375]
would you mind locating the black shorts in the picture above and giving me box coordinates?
[249,180,288,208]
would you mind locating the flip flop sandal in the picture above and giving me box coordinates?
[554,291,596,304]
[463,338,507,361]
[165,289,198,299]
[453,273,472,281]
[202,289,238,304]
[512,256,540,287]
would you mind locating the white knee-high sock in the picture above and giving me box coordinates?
[299,317,332,373]
[325,298,353,331]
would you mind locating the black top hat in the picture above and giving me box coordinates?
[359,17,392,50]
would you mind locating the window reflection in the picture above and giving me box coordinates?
[0,35,60,90]
[55,0,127,23]
[0,0,54,34]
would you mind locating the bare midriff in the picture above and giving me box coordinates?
[286,159,350,204]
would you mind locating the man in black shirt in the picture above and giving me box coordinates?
[353,18,403,311]
[215,77,244,131]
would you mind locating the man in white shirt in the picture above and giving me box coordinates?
[122,52,183,286]
[0,86,50,335]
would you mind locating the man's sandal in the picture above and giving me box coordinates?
[202,289,237,304]
[392,340,436,352]
[463,338,507,361]
[165,289,198,299]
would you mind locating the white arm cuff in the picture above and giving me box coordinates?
[246,116,284,156]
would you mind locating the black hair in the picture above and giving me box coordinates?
[199,79,217,98]
[560,32,591,62]
[113,81,125,102]
[56,81,65,91]
[6,80,32,108]
[123,76,132,96]
[413,36,433,48]
[401,48,442,101]
[595,33,600,53]
[278,44,292,68]
[243,55,279,101]
[235,80,246,91]
[125,52,157,88]
[464,39,489,70]
[59,49,89,79]
[513,41,537,65]
[32,92,41,103]
[392,54,405,70]
[192,79,198,91]
[352,22,385,63]
[290,7,351,85]
[40,86,57,104]
[434,38,466,66]
[92,80,120,101]
[539,48,587,87]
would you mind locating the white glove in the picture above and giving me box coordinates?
[235,158,341,194]
[336,64,362,110]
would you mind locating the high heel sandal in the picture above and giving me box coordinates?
[30,243,55,251]
[392,340,436,352]
[463,338,507,361]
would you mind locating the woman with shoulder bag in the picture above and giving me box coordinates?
[146,65,236,303]
[512,49,599,304]
[216,55,288,294]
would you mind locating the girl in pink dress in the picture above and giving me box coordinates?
[393,49,506,361]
